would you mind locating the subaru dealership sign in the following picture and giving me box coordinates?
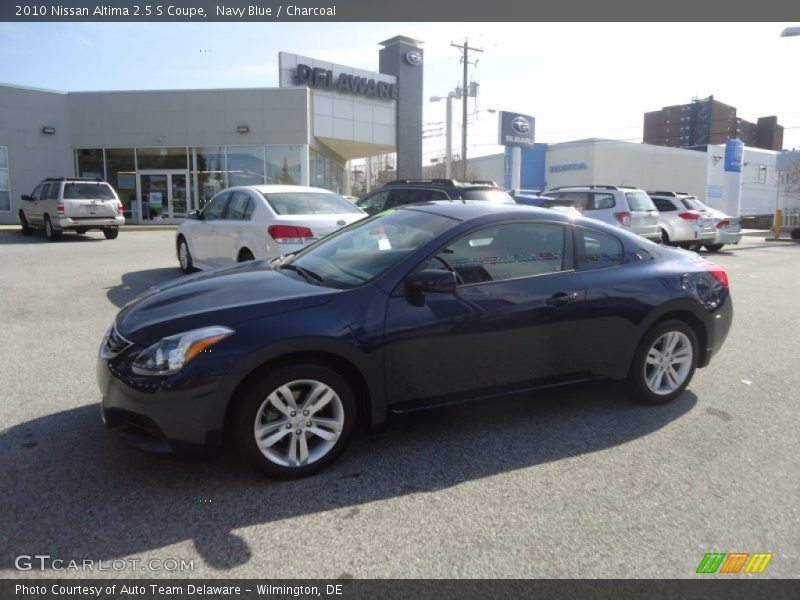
[498,111,535,149]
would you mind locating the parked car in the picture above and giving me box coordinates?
[514,192,552,207]
[99,201,732,478]
[543,185,661,242]
[176,185,366,273]
[647,191,717,249]
[19,177,124,241]
[651,192,742,252]
[356,178,515,215]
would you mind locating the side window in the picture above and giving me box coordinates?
[48,183,60,200]
[387,188,445,208]
[432,222,568,285]
[590,193,616,210]
[38,184,51,200]
[30,185,44,200]
[653,198,676,212]
[242,196,256,220]
[357,190,390,215]
[576,227,624,271]
[225,191,251,220]
[558,192,590,211]
[203,192,229,220]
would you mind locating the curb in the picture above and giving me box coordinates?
[762,237,800,243]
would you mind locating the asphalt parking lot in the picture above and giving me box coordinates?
[0,229,798,579]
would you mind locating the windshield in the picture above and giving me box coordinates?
[460,189,516,203]
[625,191,656,212]
[262,191,363,215]
[63,183,116,200]
[285,209,457,289]
[681,197,706,211]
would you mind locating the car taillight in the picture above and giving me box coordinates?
[678,211,700,221]
[700,260,729,287]
[613,211,631,227]
[116,203,123,215]
[716,219,729,229]
[268,225,315,244]
[56,203,64,216]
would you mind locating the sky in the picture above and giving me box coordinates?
[1,21,798,163]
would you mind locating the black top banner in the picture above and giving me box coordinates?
[1,0,799,21]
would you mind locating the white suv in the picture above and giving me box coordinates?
[19,178,125,241]
[543,185,661,242]
[648,191,717,250]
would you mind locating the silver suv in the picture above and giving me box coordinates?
[543,185,661,242]
[19,178,125,241]
[648,191,717,249]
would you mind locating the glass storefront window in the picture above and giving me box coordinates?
[75,149,104,179]
[0,146,10,211]
[136,147,188,170]
[105,148,137,219]
[266,145,301,185]
[192,146,226,208]
[226,146,265,187]
[309,148,345,192]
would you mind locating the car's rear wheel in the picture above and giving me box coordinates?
[103,228,119,240]
[704,243,724,252]
[238,248,255,263]
[233,363,357,479]
[177,237,194,273]
[19,212,33,236]
[628,320,698,404]
[660,229,670,245]
[44,216,61,241]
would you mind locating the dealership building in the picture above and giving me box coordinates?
[0,36,423,225]
[468,139,789,216]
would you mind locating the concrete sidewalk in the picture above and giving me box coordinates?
[0,224,177,234]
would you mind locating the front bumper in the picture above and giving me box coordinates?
[58,216,125,229]
[97,353,237,455]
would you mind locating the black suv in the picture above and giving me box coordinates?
[355,179,515,215]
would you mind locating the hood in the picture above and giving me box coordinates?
[116,262,337,344]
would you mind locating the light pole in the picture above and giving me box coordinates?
[774,27,799,236]
[430,91,459,179]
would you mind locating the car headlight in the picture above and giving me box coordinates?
[131,326,234,376]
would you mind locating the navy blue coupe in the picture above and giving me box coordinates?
[97,202,732,478]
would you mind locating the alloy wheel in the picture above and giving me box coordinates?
[644,331,693,395]
[179,241,189,270]
[253,379,345,468]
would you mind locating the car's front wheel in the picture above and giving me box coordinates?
[233,363,357,478]
[177,237,194,273]
[19,211,33,236]
[628,320,698,404]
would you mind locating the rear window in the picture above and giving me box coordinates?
[625,191,656,212]
[459,189,516,203]
[63,183,116,200]
[681,197,706,211]
[262,192,363,215]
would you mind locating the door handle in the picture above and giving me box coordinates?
[546,291,578,308]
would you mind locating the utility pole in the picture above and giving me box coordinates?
[451,39,483,180]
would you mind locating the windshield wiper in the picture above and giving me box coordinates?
[280,263,324,285]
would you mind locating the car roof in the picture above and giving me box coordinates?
[235,184,338,195]
[399,200,572,223]
[381,179,503,190]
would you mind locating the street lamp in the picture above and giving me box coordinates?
[430,91,460,179]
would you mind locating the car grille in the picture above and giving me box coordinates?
[100,324,133,359]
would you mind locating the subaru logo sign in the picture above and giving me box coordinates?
[511,116,531,135]
[405,50,423,66]
[498,111,535,149]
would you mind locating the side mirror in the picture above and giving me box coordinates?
[405,269,458,294]
[188,209,202,220]
[21,194,33,201]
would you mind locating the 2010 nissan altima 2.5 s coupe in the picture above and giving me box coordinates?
[97,202,732,478]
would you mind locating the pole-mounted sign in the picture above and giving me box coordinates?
[498,111,535,149]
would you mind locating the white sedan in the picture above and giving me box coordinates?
[176,185,366,273]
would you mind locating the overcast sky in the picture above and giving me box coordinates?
[1,22,797,161]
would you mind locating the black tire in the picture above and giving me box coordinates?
[232,362,357,479]
[103,228,119,240]
[660,229,670,245]
[75,229,87,235]
[238,248,255,263]
[627,319,699,405]
[19,212,33,236]
[44,215,61,241]
[686,242,703,252]
[177,236,195,274]
[704,243,724,252]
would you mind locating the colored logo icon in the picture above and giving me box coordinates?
[696,552,773,574]
[405,51,423,66]
[511,116,531,135]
